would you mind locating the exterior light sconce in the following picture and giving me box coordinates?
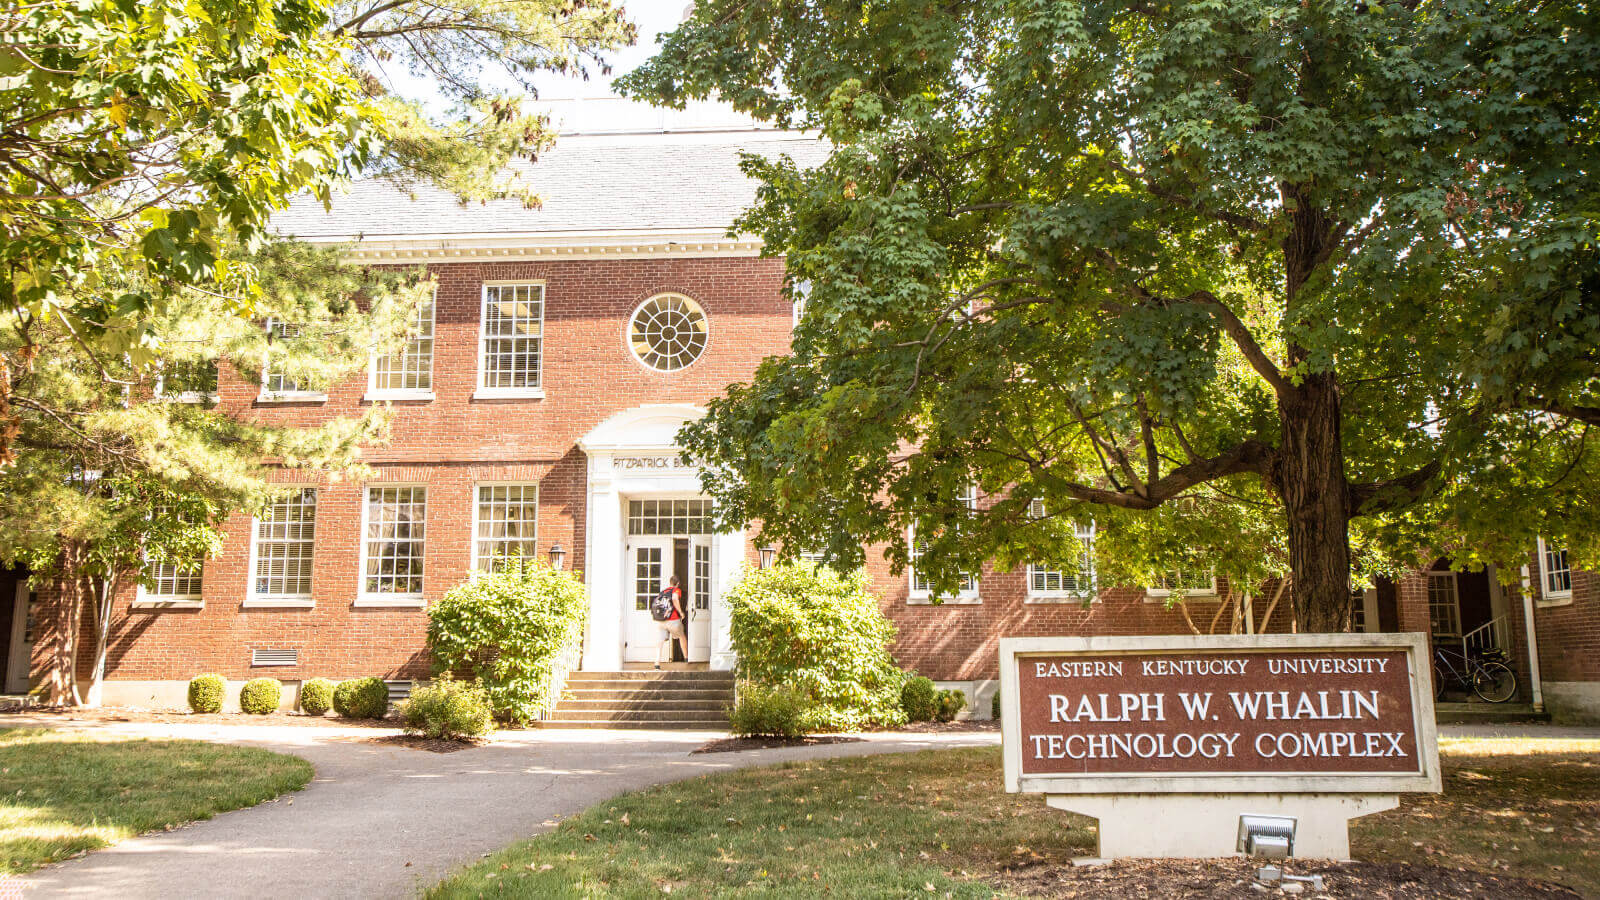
[548,542,566,571]
[758,546,777,569]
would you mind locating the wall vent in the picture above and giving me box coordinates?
[385,680,414,704]
[251,648,298,667]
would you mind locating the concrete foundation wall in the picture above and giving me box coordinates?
[1544,681,1600,725]
[100,679,305,714]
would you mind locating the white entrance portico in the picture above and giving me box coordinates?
[577,405,743,672]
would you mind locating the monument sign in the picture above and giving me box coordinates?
[999,633,1441,860]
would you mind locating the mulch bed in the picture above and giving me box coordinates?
[993,857,1581,898]
[4,706,396,728]
[361,734,483,753]
[692,735,864,754]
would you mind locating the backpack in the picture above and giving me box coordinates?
[650,588,676,621]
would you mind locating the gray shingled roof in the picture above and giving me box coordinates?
[273,132,829,239]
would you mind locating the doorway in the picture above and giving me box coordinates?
[2,569,31,694]
[623,535,712,663]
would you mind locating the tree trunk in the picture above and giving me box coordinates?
[1277,373,1352,632]
[84,576,113,708]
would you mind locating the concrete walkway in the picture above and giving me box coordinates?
[7,719,1000,899]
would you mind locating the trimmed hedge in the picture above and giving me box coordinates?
[990,688,1001,720]
[901,675,938,722]
[333,676,390,719]
[300,678,335,716]
[934,688,966,723]
[188,674,225,714]
[726,562,907,730]
[729,683,812,739]
[400,677,494,741]
[239,678,283,715]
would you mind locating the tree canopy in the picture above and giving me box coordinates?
[621,0,1600,629]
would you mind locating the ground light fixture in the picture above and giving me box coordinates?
[548,542,566,571]
[758,546,777,569]
[1237,814,1297,859]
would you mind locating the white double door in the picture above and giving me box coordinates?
[623,535,712,663]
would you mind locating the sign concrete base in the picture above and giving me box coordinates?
[1045,793,1399,860]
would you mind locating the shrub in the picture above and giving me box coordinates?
[726,561,907,730]
[239,678,283,715]
[188,674,225,714]
[729,683,812,739]
[901,675,938,722]
[300,678,335,716]
[934,689,966,723]
[427,560,588,725]
[400,676,494,741]
[990,688,1001,720]
[333,676,390,719]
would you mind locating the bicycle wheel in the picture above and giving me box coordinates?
[1432,662,1447,700]
[1472,661,1518,703]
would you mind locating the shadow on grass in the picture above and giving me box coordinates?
[0,728,312,874]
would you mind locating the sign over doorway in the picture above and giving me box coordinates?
[999,634,1440,860]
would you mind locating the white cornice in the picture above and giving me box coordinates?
[302,228,768,263]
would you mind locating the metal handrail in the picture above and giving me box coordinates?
[1462,614,1509,660]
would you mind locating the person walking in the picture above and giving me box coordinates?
[653,574,686,669]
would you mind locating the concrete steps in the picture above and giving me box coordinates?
[1435,701,1550,724]
[541,670,734,729]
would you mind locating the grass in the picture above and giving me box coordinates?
[0,728,313,874]
[430,738,1600,899]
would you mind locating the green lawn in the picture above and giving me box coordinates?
[0,728,313,874]
[430,739,1600,899]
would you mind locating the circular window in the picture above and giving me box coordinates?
[629,293,708,371]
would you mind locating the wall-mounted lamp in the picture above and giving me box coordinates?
[1237,814,1296,859]
[548,542,566,571]
[758,546,777,569]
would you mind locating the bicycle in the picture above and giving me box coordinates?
[1432,644,1518,703]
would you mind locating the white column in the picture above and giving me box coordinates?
[709,528,745,671]
[581,454,624,672]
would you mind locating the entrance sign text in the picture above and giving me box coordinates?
[1001,634,1441,796]
[615,455,694,470]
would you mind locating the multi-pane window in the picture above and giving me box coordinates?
[1149,570,1218,596]
[474,484,538,572]
[362,487,427,597]
[694,543,711,611]
[1350,589,1368,633]
[630,293,708,371]
[372,297,435,393]
[1538,537,1572,598]
[157,358,218,402]
[252,488,317,599]
[1027,501,1096,599]
[263,320,307,394]
[909,485,979,599]
[480,284,544,392]
[142,507,203,601]
[627,499,714,535]
[634,546,663,611]
[1427,573,1461,637]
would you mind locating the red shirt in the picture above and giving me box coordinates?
[666,586,683,620]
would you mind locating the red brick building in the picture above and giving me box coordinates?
[3,129,1595,723]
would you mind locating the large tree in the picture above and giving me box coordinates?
[621,0,1600,630]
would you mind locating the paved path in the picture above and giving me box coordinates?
[7,720,999,899]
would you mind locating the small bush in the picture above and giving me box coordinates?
[427,560,588,725]
[400,676,494,741]
[333,676,390,719]
[729,683,812,739]
[990,688,1001,720]
[934,689,966,723]
[239,678,283,715]
[901,675,938,722]
[188,674,226,713]
[300,678,335,716]
[727,562,907,730]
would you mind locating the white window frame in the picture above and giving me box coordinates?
[1025,504,1097,603]
[244,487,318,608]
[1145,570,1219,601]
[474,281,546,400]
[258,319,328,403]
[908,485,980,604]
[1426,571,1462,637]
[135,559,205,609]
[366,292,436,401]
[355,484,428,607]
[470,482,540,574]
[1536,536,1573,605]
[154,359,218,406]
